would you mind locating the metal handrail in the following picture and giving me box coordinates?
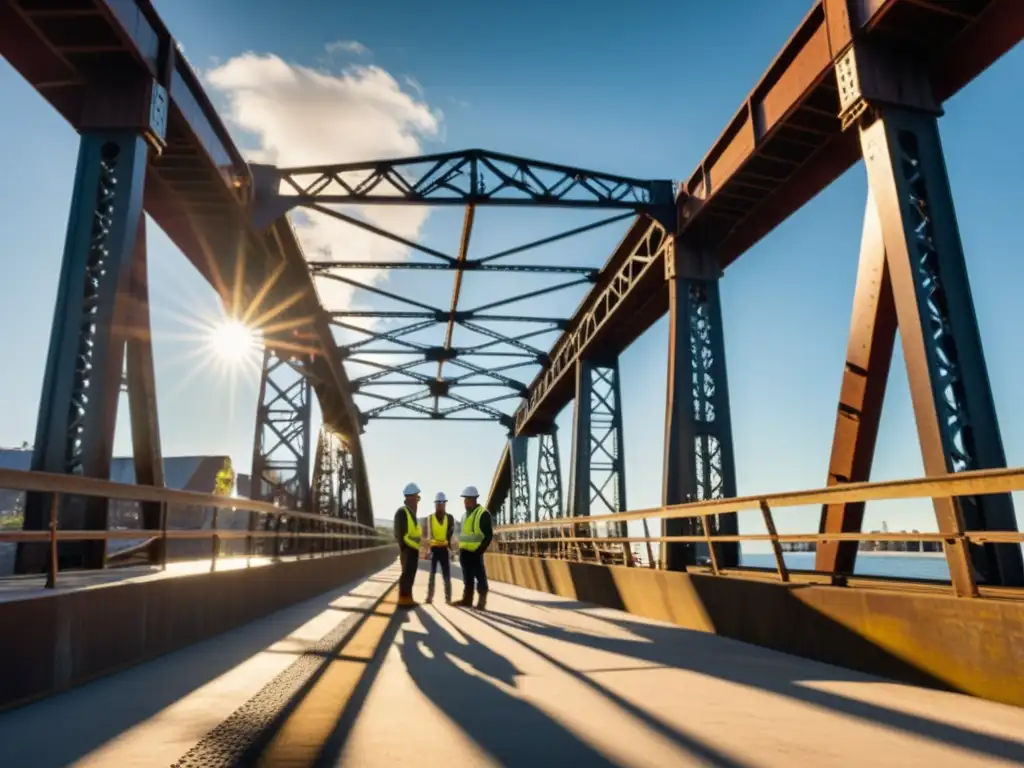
[0,468,391,589]
[493,466,1024,598]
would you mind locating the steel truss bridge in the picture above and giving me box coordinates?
[1,0,1024,763]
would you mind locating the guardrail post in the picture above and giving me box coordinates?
[210,505,220,573]
[759,500,789,583]
[45,494,60,589]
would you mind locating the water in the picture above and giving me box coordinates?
[741,551,951,581]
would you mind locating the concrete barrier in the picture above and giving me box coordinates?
[0,545,398,711]
[485,553,1024,708]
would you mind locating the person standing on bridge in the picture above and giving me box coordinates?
[394,482,422,608]
[456,486,493,610]
[425,492,456,604]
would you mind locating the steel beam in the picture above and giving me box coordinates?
[856,56,1023,588]
[17,130,152,573]
[311,428,361,553]
[567,359,629,561]
[534,428,564,522]
[269,150,668,210]
[509,434,532,526]
[661,242,739,571]
[250,348,313,557]
[816,189,897,577]
[122,217,167,565]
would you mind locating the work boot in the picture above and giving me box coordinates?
[397,594,417,608]
[425,591,434,604]
[475,594,487,611]
[456,595,473,607]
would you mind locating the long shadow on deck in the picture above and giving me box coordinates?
[0,573,395,767]
[318,605,643,767]
[482,585,1024,764]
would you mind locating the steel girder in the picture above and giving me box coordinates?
[534,429,564,522]
[568,359,630,563]
[815,41,1024,592]
[311,428,360,552]
[17,127,163,574]
[514,216,674,435]
[250,348,312,556]
[662,242,739,571]
[816,189,897,577]
[254,149,666,217]
[248,152,672,429]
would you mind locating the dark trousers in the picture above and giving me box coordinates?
[459,550,488,602]
[427,547,452,600]
[398,545,418,598]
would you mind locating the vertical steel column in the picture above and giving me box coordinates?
[509,434,532,553]
[567,359,593,521]
[509,435,532,524]
[534,428,564,557]
[312,428,360,552]
[251,348,313,555]
[337,438,359,549]
[817,189,897,577]
[17,128,157,573]
[662,239,739,571]
[534,428,564,521]
[568,359,629,560]
[312,428,337,553]
[840,44,1024,590]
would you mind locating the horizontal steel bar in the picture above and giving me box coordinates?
[496,466,1024,533]
[0,468,378,532]
[310,261,597,275]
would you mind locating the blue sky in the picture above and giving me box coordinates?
[1,1,1022,568]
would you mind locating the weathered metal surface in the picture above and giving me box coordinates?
[816,190,896,576]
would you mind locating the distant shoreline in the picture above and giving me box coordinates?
[856,550,945,558]
[751,550,945,559]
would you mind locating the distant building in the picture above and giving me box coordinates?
[858,522,942,553]
[780,541,816,553]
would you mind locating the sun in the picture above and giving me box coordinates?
[208,318,259,364]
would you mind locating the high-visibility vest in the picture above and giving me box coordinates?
[401,506,421,550]
[460,506,488,552]
[429,514,449,548]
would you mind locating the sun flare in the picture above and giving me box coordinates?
[208,318,260,364]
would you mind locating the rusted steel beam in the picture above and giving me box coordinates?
[679,0,1021,265]
[816,189,897,577]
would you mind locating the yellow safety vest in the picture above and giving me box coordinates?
[460,506,487,552]
[401,506,421,550]
[429,514,449,548]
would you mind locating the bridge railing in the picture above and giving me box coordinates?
[0,468,389,589]
[493,467,1024,597]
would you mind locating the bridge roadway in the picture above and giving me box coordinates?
[1,562,1023,767]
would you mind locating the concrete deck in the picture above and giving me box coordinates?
[1,562,1023,767]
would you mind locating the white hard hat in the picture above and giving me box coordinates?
[434,491,448,503]
[460,485,479,498]
[403,482,421,496]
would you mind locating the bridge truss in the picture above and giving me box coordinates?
[248,150,674,557]
[3,0,1022,593]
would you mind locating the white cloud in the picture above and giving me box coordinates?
[205,52,442,332]
[325,40,370,57]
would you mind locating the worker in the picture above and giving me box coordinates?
[456,485,493,610]
[425,491,456,604]
[394,482,422,607]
